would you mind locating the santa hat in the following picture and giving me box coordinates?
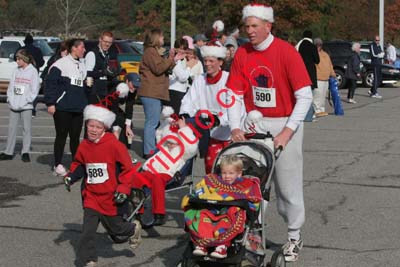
[84,104,116,129]
[244,110,263,132]
[201,20,227,59]
[242,3,274,23]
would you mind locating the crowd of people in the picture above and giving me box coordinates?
[0,2,396,267]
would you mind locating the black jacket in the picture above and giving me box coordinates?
[345,52,361,80]
[299,40,320,89]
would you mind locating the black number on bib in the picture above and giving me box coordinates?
[88,168,103,178]
[256,92,271,102]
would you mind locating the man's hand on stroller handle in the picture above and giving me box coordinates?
[231,128,246,142]
[114,191,128,204]
[274,127,294,149]
[64,176,72,192]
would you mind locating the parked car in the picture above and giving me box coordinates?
[0,36,53,94]
[323,40,400,88]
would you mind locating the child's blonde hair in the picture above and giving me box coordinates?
[220,155,243,172]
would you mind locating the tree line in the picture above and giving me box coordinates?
[1,0,400,45]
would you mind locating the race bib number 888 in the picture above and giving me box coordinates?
[252,86,276,108]
[86,163,109,184]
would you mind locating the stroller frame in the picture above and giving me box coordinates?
[179,135,286,267]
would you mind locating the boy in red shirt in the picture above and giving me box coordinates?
[64,104,141,267]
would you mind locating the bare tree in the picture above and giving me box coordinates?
[53,0,86,36]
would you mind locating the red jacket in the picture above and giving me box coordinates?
[68,133,133,216]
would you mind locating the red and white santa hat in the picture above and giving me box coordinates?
[200,20,227,59]
[242,3,274,23]
[84,104,116,129]
[82,81,130,129]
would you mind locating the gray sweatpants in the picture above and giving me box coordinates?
[4,109,32,155]
[255,117,305,241]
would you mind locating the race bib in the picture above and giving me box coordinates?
[252,86,276,108]
[71,76,83,87]
[86,163,109,184]
[14,85,25,95]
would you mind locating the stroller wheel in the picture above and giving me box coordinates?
[179,258,201,267]
[270,249,286,267]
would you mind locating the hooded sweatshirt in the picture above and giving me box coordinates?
[7,64,40,111]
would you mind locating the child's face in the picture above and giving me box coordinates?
[221,165,242,184]
[86,119,106,142]
[16,57,28,68]
[166,141,179,151]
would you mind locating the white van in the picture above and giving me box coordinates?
[0,36,54,93]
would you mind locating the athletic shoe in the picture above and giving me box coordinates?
[193,245,208,256]
[347,98,357,104]
[315,112,328,117]
[210,245,228,259]
[21,153,31,162]
[53,164,67,176]
[0,153,13,160]
[371,93,382,99]
[282,238,303,262]
[129,220,142,250]
[84,261,97,267]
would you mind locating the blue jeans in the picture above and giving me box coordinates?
[141,96,162,155]
[304,105,314,122]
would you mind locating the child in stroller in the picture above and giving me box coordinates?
[128,106,198,227]
[181,154,262,259]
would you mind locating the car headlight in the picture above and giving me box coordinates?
[389,69,400,74]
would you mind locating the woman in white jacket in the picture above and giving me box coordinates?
[0,49,40,162]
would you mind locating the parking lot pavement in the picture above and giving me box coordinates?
[1,86,400,267]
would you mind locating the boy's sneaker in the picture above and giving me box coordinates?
[53,164,67,176]
[210,245,228,259]
[129,220,142,250]
[282,238,303,262]
[193,245,208,256]
[84,261,97,267]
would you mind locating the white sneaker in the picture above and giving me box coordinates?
[348,98,357,104]
[193,245,208,256]
[84,261,97,267]
[371,93,382,99]
[53,164,67,176]
[129,220,142,250]
[282,238,303,262]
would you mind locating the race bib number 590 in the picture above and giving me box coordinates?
[252,86,276,108]
[86,163,109,184]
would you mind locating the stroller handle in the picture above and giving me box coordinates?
[274,145,283,159]
[244,133,269,140]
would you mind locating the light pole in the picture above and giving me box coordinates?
[379,0,384,48]
[171,0,176,48]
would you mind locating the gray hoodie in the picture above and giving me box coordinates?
[7,64,40,111]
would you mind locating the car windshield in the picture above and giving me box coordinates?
[115,41,138,54]
[33,39,54,57]
[130,42,144,55]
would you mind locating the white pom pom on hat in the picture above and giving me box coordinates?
[84,104,116,129]
[242,3,274,23]
[212,20,224,32]
[116,82,129,98]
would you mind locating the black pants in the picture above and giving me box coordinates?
[347,79,357,99]
[79,208,136,264]
[371,64,382,95]
[53,110,83,166]
[169,90,186,114]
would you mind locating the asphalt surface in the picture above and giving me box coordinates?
[1,86,400,267]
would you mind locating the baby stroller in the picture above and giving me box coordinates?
[177,133,286,267]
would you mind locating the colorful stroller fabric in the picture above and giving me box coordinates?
[182,173,262,247]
